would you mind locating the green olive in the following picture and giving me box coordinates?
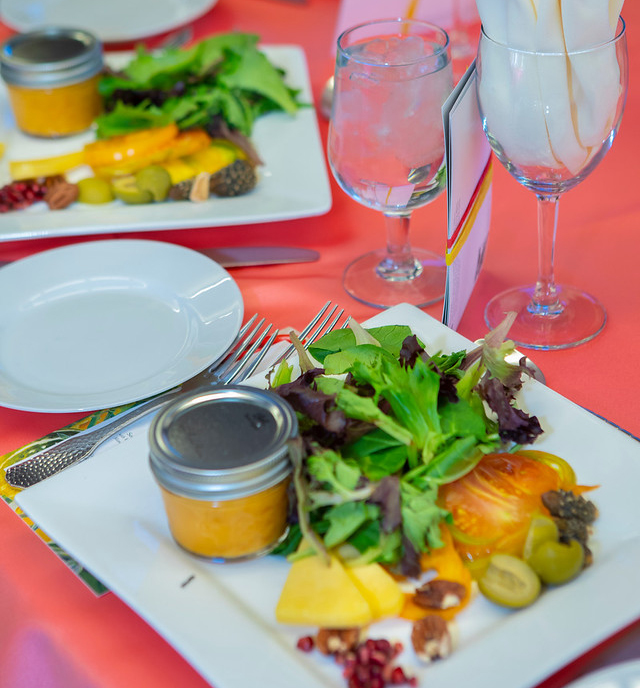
[111,176,153,205]
[528,539,585,586]
[77,177,114,204]
[478,553,541,608]
[523,515,559,563]
[135,165,172,201]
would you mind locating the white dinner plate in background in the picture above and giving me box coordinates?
[0,0,219,43]
[0,239,243,412]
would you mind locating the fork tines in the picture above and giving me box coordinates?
[279,301,351,363]
[215,315,279,384]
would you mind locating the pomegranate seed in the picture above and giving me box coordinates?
[369,677,385,688]
[357,646,371,665]
[390,666,407,685]
[408,677,419,687]
[343,665,355,680]
[374,638,392,655]
[370,650,388,667]
[393,642,404,657]
[296,636,315,652]
[356,664,371,682]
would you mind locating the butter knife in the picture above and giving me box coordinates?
[0,245,319,270]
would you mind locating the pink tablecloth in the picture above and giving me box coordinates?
[1,1,640,687]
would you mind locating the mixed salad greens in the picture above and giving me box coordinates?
[96,33,302,139]
[271,318,543,577]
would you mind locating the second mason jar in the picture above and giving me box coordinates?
[0,26,103,137]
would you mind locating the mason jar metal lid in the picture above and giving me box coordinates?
[0,27,103,88]
[149,385,298,500]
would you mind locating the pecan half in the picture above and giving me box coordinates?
[315,628,361,655]
[44,180,78,210]
[411,615,453,663]
[413,579,466,610]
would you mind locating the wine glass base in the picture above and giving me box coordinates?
[343,248,446,309]
[485,284,606,350]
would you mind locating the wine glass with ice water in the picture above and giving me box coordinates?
[328,19,453,309]
[476,18,628,349]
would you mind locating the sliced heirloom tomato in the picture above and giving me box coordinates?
[438,451,595,568]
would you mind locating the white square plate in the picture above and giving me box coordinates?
[0,45,332,242]
[16,303,640,688]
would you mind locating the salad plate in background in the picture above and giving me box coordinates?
[0,0,219,44]
[0,45,332,242]
[14,303,640,688]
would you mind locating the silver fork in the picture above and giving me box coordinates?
[6,304,352,488]
[277,301,351,364]
[5,316,279,489]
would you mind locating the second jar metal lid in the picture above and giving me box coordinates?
[0,27,103,88]
[149,385,298,500]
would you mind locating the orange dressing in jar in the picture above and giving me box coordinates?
[149,386,297,562]
[0,27,103,138]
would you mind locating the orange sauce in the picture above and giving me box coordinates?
[7,75,101,138]
[160,478,290,560]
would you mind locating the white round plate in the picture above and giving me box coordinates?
[565,661,640,688]
[0,0,218,44]
[0,239,243,412]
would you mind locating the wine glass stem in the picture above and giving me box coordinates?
[530,193,563,316]
[376,212,422,281]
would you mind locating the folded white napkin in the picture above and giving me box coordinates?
[476,0,625,175]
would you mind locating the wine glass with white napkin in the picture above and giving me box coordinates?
[476,0,628,349]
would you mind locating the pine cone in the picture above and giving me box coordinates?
[209,159,257,197]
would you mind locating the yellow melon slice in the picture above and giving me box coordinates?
[345,563,405,620]
[276,551,373,628]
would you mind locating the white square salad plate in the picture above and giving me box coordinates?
[16,303,640,688]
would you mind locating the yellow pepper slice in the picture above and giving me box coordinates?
[10,151,85,180]
[90,128,211,177]
[83,123,179,169]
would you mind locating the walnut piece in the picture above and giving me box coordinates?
[411,615,453,663]
[189,172,211,202]
[44,180,78,210]
[413,579,466,610]
[315,628,361,655]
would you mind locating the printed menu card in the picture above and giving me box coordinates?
[441,61,493,330]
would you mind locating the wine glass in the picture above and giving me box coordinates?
[328,19,454,309]
[476,18,628,349]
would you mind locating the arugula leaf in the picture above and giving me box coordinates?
[400,480,448,553]
[323,501,380,549]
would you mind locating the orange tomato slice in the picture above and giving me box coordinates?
[438,451,589,564]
